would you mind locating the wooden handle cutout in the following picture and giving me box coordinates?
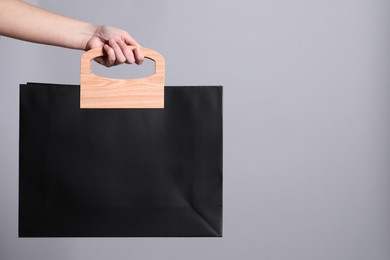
[80,46,164,109]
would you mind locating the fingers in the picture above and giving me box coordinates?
[102,40,144,67]
[133,47,144,65]
[89,26,144,67]
[103,44,116,67]
[123,35,144,65]
[117,40,136,65]
[109,39,127,65]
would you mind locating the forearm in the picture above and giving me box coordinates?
[0,0,97,50]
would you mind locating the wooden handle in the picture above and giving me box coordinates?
[80,46,164,109]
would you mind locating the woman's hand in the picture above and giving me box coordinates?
[0,1,143,68]
[85,25,144,67]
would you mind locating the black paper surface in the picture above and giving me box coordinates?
[19,83,222,237]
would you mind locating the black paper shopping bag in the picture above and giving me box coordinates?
[19,83,222,237]
[19,47,222,237]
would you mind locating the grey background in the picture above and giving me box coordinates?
[1,0,389,259]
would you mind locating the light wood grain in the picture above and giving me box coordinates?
[80,46,164,109]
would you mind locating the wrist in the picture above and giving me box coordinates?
[80,23,99,50]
